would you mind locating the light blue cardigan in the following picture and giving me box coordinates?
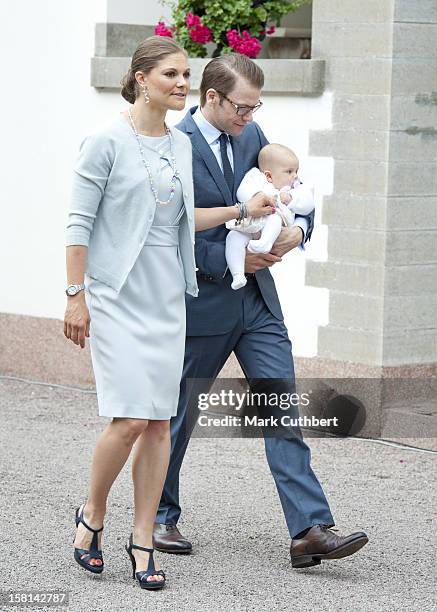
[66,114,199,297]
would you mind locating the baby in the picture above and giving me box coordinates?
[225,143,315,290]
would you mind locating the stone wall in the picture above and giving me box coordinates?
[307,0,437,367]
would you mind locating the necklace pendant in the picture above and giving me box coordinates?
[128,108,179,207]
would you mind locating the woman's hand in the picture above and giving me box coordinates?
[64,294,90,349]
[194,192,275,231]
[245,192,276,218]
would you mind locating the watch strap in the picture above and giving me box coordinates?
[66,283,85,296]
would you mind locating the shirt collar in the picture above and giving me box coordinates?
[192,106,223,145]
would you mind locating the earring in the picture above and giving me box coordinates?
[141,85,150,104]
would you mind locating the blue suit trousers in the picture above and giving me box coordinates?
[156,277,335,538]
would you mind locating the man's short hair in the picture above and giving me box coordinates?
[199,53,264,107]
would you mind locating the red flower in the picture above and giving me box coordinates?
[155,21,173,37]
[226,29,262,58]
[267,25,276,35]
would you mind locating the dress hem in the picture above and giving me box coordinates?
[98,405,178,420]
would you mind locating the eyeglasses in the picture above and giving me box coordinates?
[215,90,263,116]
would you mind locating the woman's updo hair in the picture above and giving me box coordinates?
[121,36,187,104]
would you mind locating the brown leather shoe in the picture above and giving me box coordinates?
[290,524,368,568]
[153,523,192,554]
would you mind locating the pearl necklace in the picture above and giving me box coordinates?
[127,108,179,206]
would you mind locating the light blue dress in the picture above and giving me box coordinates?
[85,135,186,420]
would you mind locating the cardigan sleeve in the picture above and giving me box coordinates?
[66,132,113,247]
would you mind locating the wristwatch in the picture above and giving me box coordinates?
[66,283,85,297]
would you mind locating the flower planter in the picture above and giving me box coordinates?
[91,24,324,95]
[267,27,312,59]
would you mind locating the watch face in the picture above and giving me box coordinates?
[67,286,77,296]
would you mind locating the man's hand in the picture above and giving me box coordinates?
[270,226,304,258]
[245,251,282,273]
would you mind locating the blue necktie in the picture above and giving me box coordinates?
[219,133,234,193]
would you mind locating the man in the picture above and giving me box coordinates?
[153,54,368,568]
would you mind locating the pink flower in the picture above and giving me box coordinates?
[155,21,173,37]
[189,25,212,44]
[226,29,262,58]
[267,25,276,35]
[226,29,239,45]
[185,12,212,44]
[185,12,201,28]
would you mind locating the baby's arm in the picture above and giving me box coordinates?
[236,167,269,203]
[288,183,315,216]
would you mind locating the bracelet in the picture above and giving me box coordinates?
[234,202,248,223]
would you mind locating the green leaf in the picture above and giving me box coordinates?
[254,7,267,21]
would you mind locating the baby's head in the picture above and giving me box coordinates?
[258,144,299,190]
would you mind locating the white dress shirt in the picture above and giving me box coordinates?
[192,106,234,171]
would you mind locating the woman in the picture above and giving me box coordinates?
[65,36,274,591]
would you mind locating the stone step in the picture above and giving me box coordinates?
[382,404,437,438]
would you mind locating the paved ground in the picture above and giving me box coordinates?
[1,377,436,612]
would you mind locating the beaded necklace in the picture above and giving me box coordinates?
[127,108,179,206]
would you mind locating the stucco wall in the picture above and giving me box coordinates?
[0,0,332,358]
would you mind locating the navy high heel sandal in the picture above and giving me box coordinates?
[125,533,166,590]
[73,505,104,574]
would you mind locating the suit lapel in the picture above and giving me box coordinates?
[182,108,234,205]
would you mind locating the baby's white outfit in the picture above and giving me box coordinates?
[226,167,314,290]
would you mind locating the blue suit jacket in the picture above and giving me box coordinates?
[176,106,314,337]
